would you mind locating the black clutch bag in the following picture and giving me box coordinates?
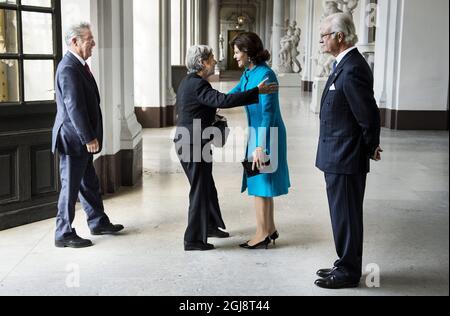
[212,114,230,148]
[242,159,272,178]
[242,160,260,178]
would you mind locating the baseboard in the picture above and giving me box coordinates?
[135,106,176,128]
[94,140,143,194]
[0,200,58,231]
[380,109,449,130]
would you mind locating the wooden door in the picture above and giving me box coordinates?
[0,0,62,230]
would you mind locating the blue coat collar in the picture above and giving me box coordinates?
[244,63,266,74]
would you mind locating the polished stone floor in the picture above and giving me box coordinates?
[0,81,448,296]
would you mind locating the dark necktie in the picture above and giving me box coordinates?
[332,61,338,72]
[84,63,93,78]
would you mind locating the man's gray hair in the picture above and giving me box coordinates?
[185,45,213,74]
[64,22,91,47]
[326,13,359,46]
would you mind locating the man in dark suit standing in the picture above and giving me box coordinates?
[315,13,382,289]
[52,23,123,248]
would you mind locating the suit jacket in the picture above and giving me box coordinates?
[316,48,381,175]
[174,73,259,145]
[52,52,103,156]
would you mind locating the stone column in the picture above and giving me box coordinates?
[134,0,176,128]
[180,0,188,63]
[120,0,143,187]
[161,0,177,120]
[272,0,284,72]
[302,0,314,91]
[259,0,266,44]
[207,0,220,75]
[265,0,273,56]
[284,0,290,24]
[92,0,142,193]
[290,0,297,22]
[194,0,202,44]
[255,1,261,36]
[189,0,196,46]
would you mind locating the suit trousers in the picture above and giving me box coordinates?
[178,143,226,243]
[55,153,110,240]
[325,172,367,281]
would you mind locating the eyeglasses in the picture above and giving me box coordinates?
[320,32,336,40]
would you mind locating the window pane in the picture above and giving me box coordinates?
[0,59,19,103]
[0,1,17,4]
[24,60,54,101]
[21,0,51,7]
[22,11,53,55]
[0,9,18,54]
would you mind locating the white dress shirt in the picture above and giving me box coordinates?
[335,46,357,67]
[69,50,86,66]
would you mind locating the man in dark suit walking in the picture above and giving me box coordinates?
[52,23,123,248]
[315,13,382,289]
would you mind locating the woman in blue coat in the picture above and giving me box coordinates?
[229,33,291,249]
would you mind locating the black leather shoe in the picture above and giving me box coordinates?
[91,223,124,236]
[314,275,360,289]
[208,228,230,238]
[240,237,271,250]
[55,235,93,249]
[184,241,215,251]
[316,267,337,278]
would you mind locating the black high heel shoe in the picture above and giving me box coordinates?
[270,231,279,245]
[239,237,271,250]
